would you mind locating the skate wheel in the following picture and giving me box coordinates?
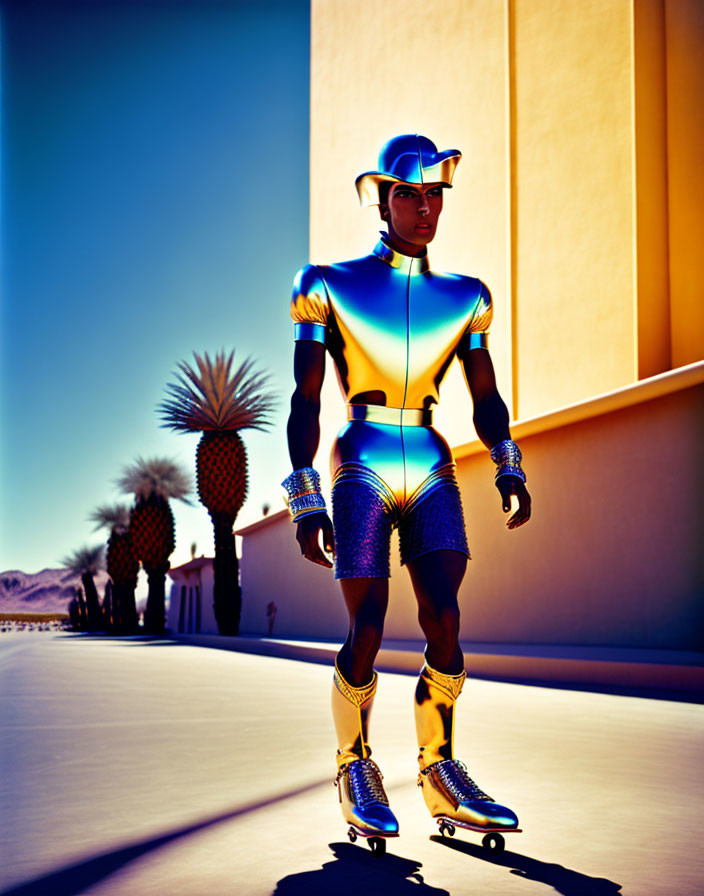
[347,828,357,843]
[368,837,386,857]
[482,832,505,854]
[438,820,455,837]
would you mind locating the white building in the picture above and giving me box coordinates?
[167,558,214,634]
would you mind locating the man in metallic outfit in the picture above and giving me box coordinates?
[283,135,531,844]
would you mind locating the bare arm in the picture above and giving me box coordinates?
[459,348,531,529]
[286,340,335,566]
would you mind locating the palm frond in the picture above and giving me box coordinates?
[89,503,131,534]
[116,456,193,503]
[157,350,277,434]
[61,544,105,577]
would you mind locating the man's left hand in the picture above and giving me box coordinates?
[496,475,531,529]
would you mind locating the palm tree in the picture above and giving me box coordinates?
[157,350,276,635]
[61,545,105,631]
[68,589,83,631]
[90,503,140,633]
[117,458,191,634]
[103,580,113,629]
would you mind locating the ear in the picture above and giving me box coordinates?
[378,204,389,221]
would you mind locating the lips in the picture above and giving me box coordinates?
[415,223,431,231]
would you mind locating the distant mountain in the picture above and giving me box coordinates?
[0,568,110,614]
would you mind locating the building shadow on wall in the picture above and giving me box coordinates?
[273,842,449,895]
[429,836,622,896]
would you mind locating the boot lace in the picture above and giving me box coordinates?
[428,759,494,803]
[336,759,390,808]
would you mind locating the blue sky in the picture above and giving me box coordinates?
[1,0,309,575]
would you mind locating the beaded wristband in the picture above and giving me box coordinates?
[281,467,327,523]
[489,439,527,483]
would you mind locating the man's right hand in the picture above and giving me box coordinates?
[296,512,335,568]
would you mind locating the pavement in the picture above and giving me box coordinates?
[172,633,704,699]
[1,631,703,896]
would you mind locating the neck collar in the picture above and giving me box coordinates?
[373,232,430,274]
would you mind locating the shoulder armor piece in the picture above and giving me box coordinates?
[467,281,493,333]
[291,264,329,328]
[456,281,493,358]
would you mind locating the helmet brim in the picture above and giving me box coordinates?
[355,151,461,207]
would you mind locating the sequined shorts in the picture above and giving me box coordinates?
[330,417,470,579]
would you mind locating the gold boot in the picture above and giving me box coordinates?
[332,660,399,839]
[415,659,519,831]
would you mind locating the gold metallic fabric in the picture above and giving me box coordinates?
[291,236,492,410]
[417,760,519,829]
[415,663,519,829]
[332,661,377,769]
[332,459,458,518]
[414,660,466,770]
[291,237,491,509]
[421,660,466,701]
[332,663,399,834]
[347,403,432,427]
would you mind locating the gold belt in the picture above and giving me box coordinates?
[347,404,433,426]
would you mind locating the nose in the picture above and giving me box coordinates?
[417,194,430,216]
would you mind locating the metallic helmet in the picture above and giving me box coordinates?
[355,134,461,207]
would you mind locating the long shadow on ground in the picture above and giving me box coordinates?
[273,843,449,895]
[272,836,623,896]
[0,780,329,896]
[429,835,622,896]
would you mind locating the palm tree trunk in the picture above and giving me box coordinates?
[82,572,102,631]
[143,563,169,634]
[69,596,81,631]
[103,580,113,631]
[116,584,139,633]
[211,512,240,636]
[76,587,88,629]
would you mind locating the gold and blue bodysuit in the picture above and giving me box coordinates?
[291,233,492,578]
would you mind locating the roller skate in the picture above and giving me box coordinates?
[414,658,521,854]
[332,660,399,856]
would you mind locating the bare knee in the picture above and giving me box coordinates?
[338,581,388,685]
[419,599,459,642]
[418,599,461,672]
[350,621,382,663]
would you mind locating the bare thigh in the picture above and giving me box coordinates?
[407,549,467,674]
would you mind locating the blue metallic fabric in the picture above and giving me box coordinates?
[332,472,393,578]
[331,418,457,509]
[291,235,492,411]
[355,134,462,207]
[332,462,469,580]
[291,233,489,578]
[398,481,469,568]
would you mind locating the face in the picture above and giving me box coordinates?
[380,182,445,254]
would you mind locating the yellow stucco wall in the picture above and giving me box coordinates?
[665,0,704,368]
[275,0,704,655]
[240,371,704,649]
[308,0,703,428]
[511,0,636,416]
[633,0,670,378]
[310,0,511,454]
